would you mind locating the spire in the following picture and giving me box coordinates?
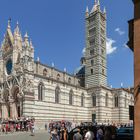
[86,6,89,13]
[24,32,29,39]
[7,18,11,29]
[3,18,14,46]
[90,0,98,13]
[30,39,33,49]
[14,21,20,34]
[24,32,29,47]
[97,0,100,6]
[94,0,97,5]
[103,7,106,13]
[85,6,89,17]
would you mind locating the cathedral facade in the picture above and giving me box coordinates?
[0,1,133,128]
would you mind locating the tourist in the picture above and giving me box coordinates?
[84,126,94,140]
[104,126,112,140]
[30,120,35,136]
[96,126,104,140]
[73,128,83,140]
[63,127,68,140]
[45,123,48,131]
[5,123,9,134]
[51,128,59,140]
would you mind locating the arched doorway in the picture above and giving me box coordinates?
[12,86,23,118]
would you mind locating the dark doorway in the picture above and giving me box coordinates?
[129,105,134,121]
[7,105,10,118]
[92,114,96,123]
[17,105,20,117]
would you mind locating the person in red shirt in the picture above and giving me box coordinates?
[5,123,9,134]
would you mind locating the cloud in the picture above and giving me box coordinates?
[115,28,125,35]
[106,38,117,55]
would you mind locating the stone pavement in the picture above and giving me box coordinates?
[0,130,50,140]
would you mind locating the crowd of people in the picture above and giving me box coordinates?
[48,121,133,140]
[0,117,35,135]
[0,118,133,139]
[48,121,72,140]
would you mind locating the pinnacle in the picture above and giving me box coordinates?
[94,0,97,5]
[104,7,106,13]
[7,18,11,29]
[86,6,89,13]
[14,21,20,34]
[24,32,29,38]
[97,0,100,5]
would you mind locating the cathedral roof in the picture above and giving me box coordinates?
[74,65,85,76]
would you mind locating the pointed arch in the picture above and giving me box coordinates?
[68,77,71,84]
[57,74,60,81]
[38,82,45,101]
[11,86,20,102]
[92,94,96,107]
[114,95,119,107]
[81,93,84,107]
[105,93,108,107]
[43,68,47,76]
[69,89,73,105]
[55,86,60,103]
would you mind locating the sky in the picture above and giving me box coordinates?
[0,0,134,88]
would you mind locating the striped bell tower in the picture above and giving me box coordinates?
[85,0,107,88]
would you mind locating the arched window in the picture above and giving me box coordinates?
[68,77,71,84]
[114,95,119,107]
[69,89,73,105]
[38,83,44,101]
[43,69,47,76]
[57,74,60,81]
[92,94,96,107]
[81,93,84,107]
[105,93,108,107]
[55,86,60,103]
[91,60,94,66]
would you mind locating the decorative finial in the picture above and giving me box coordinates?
[64,68,67,72]
[103,7,106,13]
[86,6,89,13]
[30,39,33,48]
[97,0,100,5]
[121,83,123,88]
[94,0,97,5]
[8,18,11,29]
[52,62,55,67]
[16,21,19,26]
[24,32,29,38]
[24,32,29,47]
[91,0,98,13]
[14,21,20,34]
